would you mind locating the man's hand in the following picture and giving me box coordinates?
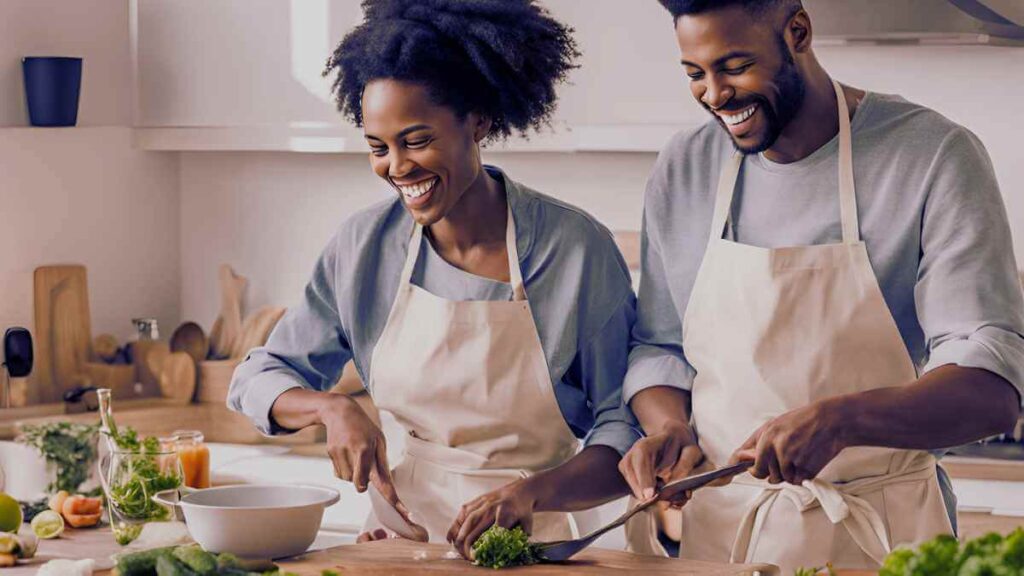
[447,479,538,560]
[618,420,704,506]
[730,398,845,485]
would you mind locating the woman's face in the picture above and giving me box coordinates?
[362,79,489,226]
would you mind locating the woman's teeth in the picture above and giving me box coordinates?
[721,105,757,126]
[398,177,437,199]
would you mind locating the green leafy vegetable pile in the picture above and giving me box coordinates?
[113,544,341,576]
[880,529,1024,576]
[18,421,100,494]
[471,525,541,569]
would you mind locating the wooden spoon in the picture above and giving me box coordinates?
[210,265,247,359]
[159,351,196,405]
[170,321,209,365]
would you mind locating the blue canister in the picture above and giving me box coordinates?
[22,57,83,127]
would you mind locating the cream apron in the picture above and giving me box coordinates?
[628,80,952,572]
[363,204,580,543]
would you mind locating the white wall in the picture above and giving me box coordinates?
[178,151,654,325]
[0,0,132,127]
[178,42,1024,322]
[816,44,1024,262]
[0,0,181,367]
[0,128,181,343]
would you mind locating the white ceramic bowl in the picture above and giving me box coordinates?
[154,484,339,558]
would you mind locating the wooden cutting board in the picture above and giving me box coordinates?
[160,351,197,404]
[231,305,286,359]
[281,539,778,575]
[210,265,247,359]
[32,265,92,403]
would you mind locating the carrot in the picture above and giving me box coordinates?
[62,495,102,517]
[64,512,102,528]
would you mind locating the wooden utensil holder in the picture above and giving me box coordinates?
[196,358,241,404]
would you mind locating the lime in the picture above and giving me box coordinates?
[0,532,16,554]
[0,493,22,533]
[31,510,64,539]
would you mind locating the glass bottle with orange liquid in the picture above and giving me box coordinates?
[167,430,210,489]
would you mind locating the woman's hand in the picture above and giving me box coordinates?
[318,395,410,518]
[618,420,704,507]
[447,479,539,560]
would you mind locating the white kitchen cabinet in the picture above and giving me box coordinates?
[131,0,705,152]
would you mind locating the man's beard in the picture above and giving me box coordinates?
[708,41,806,154]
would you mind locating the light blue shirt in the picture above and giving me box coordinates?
[627,91,1024,532]
[228,167,641,456]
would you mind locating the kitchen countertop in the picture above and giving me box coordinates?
[10,529,777,576]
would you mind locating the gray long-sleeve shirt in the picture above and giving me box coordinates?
[228,167,641,456]
[625,91,1024,531]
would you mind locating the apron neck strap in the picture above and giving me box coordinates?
[708,79,860,244]
[833,79,860,243]
[399,202,526,301]
[504,203,527,301]
[709,152,744,244]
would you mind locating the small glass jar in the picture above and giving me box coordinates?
[168,430,210,489]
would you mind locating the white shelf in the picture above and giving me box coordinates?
[131,123,695,154]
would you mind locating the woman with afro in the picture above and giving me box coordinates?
[229,0,639,556]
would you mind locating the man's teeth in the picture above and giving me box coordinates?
[398,177,437,198]
[721,105,757,126]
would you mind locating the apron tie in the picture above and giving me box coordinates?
[729,460,937,566]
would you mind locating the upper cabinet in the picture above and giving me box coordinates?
[131,0,707,153]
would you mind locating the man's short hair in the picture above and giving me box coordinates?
[658,0,803,22]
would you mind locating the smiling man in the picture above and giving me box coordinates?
[618,0,1024,571]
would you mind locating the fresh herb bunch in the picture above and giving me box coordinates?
[18,421,100,494]
[105,428,181,523]
[881,529,1024,576]
[471,525,541,569]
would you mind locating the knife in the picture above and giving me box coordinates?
[655,459,753,503]
[367,484,429,542]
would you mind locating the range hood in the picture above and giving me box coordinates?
[805,0,1024,45]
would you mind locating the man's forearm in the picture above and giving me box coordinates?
[270,387,353,431]
[527,445,631,512]
[833,365,1021,451]
[629,385,693,434]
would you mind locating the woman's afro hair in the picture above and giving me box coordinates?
[324,0,580,141]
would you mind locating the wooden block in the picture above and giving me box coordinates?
[613,230,641,271]
[83,362,136,399]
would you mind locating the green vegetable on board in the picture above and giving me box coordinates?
[471,524,541,569]
[110,544,350,576]
[879,528,1024,576]
[173,544,218,575]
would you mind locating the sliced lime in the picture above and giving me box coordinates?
[31,510,65,539]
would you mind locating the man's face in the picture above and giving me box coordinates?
[674,5,805,154]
